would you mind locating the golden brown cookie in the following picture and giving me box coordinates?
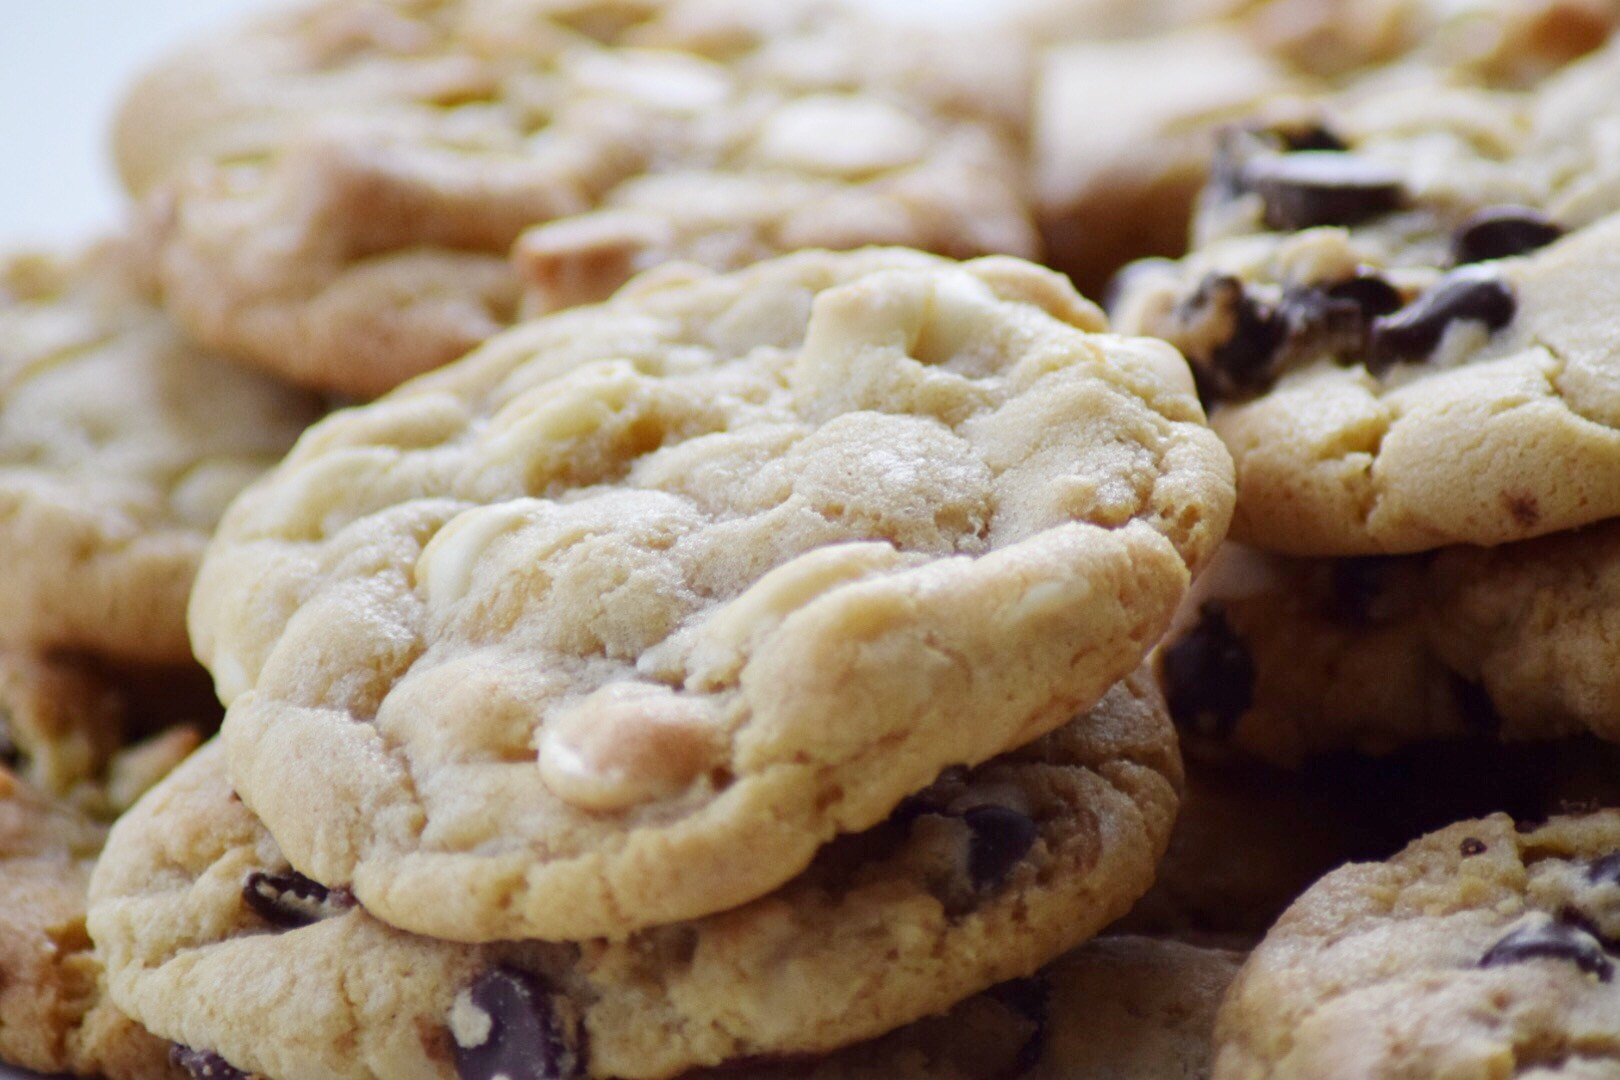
[117,0,1036,395]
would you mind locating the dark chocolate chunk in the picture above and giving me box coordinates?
[1588,852,1620,886]
[1162,602,1255,740]
[1323,275,1403,319]
[1176,274,1284,404]
[170,1046,254,1079]
[242,870,355,929]
[452,968,584,1080]
[1242,152,1404,232]
[1454,206,1562,264]
[961,806,1040,892]
[1480,919,1614,981]
[1459,837,1487,857]
[1368,270,1515,373]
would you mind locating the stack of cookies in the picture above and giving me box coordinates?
[5,0,1620,1077]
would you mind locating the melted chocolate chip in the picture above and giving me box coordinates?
[962,806,1040,892]
[1459,837,1487,857]
[1588,852,1620,886]
[1242,152,1405,232]
[985,975,1051,1076]
[452,968,584,1080]
[1162,602,1255,740]
[1368,270,1515,373]
[1323,275,1404,319]
[242,870,355,929]
[1454,206,1562,264]
[1176,274,1284,404]
[1480,919,1614,981]
[170,1046,253,1079]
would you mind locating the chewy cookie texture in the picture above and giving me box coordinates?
[190,248,1231,943]
[91,670,1180,1079]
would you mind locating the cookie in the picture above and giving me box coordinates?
[0,242,323,664]
[1113,33,1620,554]
[0,649,220,820]
[1214,810,1620,1078]
[116,0,1035,395]
[1161,532,1620,763]
[91,670,1180,1080]
[188,249,1231,941]
[0,766,179,1079]
[686,935,1244,1080]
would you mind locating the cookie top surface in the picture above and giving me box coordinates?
[1214,810,1620,1078]
[188,249,1229,941]
[1113,34,1620,555]
[0,243,323,664]
[0,767,179,1080]
[90,671,1180,1079]
[117,0,1036,395]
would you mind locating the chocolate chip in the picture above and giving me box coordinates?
[1242,152,1405,232]
[1368,270,1515,373]
[1454,206,1562,264]
[1162,602,1255,740]
[961,806,1040,892]
[242,870,355,929]
[1588,852,1620,886]
[1323,275,1403,318]
[1174,274,1284,404]
[452,968,584,1080]
[1480,919,1614,981]
[1459,837,1487,857]
[985,975,1051,1075]
[170,1046,253,1079]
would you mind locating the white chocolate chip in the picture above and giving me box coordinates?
[417,502,540,611]
[538,683,725,812]
[755,96,929,177]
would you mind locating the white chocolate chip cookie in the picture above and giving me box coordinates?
[116,0,1036,396]
[0,243,323,664]
[188,249,1232,942]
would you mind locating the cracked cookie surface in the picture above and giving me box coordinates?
[0,766,180,1080]
[91,671,1180,1079]
[1113,34,1620,554]
[117,0,1036,395]
[1214,810,1620,1078]
[0,242,323,664]
[189,249,1231,942]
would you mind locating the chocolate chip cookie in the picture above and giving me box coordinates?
[1215,810,1620,1077]
[0,242,322,664]
[91,668,1181,1079]
[0,766,179,1079]
[1114,34,1620,554]
[117,0,1035,395]
[1160,532,1620,763]
[188,249,1231,942]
